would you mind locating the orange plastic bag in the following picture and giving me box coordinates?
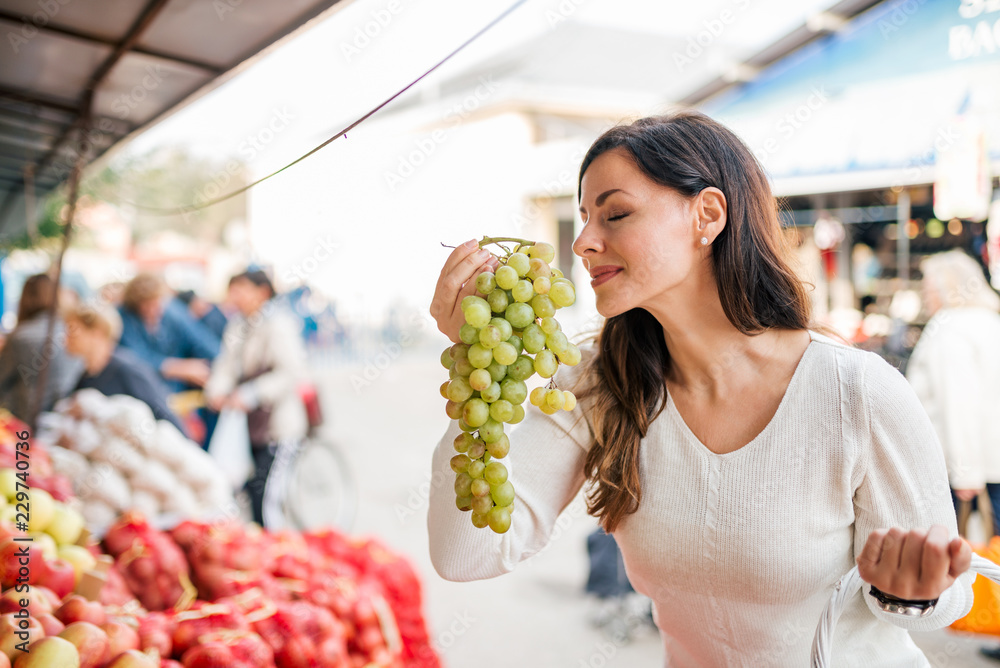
[951,536,1000,635]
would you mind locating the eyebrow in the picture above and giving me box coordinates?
[579,189,624,213]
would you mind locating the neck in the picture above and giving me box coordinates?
[84,341,114,375]
[642,264,789,397]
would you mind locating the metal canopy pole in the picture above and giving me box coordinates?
[897,189,911,285]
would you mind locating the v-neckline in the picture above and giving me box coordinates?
[665,332,817,459]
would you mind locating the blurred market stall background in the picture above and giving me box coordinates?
[1,0,999,666]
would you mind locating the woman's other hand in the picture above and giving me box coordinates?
[857,525,972,600]
[429,239,498,343]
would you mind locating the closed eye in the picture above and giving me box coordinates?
[607,213,629,222]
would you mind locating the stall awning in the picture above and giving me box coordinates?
[701,0,1000,197]
[0,0,351,241]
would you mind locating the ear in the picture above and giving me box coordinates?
[693,187,727,245]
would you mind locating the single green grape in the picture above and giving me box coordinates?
[495,265,519,290]
[492,341,518,366]
[534,350,558,378]
[464,302,491,328]
[526,257,551,281]
[491,480,515,507]
[478,324,503,349]
[487,288,509,314]
[469,368,492,391]
[467,343,493,369]
[480,419,504,444]
[476,272,497,295]
[549,280,576,307]
[460,324,480,345]
[456,495,473,511]
[539,317,560,335]
[486,361,508,383]
[458,417,477,432]
[546,331,569,355]
[500,378,528,404]
[530,294,556,319]
[490,317,513,341]
[507,335,523,355]
[463,398,490,428]
[507,252,530,277]
[446,400,466,420]
[545,389,566,411]
[506,355,534,382]
[471,478,491,497]
[487,506,511,534]
[484,461,508,485]
[450,454,472,473]
[489,399,514,423]
[447,377,473,402]
[486,433,510,458]
[454,432,475,452]
[529,386,546,406]
[471,512,489,528]
[440,349,453,369]
[527,242,555,263]
[509,404,525,424]
[471,496,494,515]
[504,302,534,329]
[468,459,486,479]
[512,279,534,303]
[521,323,546,353]
[533,276,551,295]
[556,343,582,366]
[450,343,470,360]
[467,439,487,459]
[454,472,474,497]
[440,381,450,399]
[481,381,502,403]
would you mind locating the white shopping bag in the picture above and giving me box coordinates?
[207,409,254,490]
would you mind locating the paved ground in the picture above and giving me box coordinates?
[312,344,997,668]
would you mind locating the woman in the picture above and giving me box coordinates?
[205,269,307,527]
[64,301,185,432]
[427,112,973,666]
[907,252,1000,518]
[0,274,82,425]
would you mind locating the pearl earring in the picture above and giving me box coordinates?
[700,237,709,246]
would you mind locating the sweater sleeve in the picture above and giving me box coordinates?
[427,362,594,582]
[853,352,975,631]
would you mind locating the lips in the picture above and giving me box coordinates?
[589,265,623,287]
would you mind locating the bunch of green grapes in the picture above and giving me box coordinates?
[440,237,580,534]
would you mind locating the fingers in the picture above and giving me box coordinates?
[857,528,887,578]
[919,525,950,591]
[880,527,906,573]
[440,239,481,277]
[949,537,972,579]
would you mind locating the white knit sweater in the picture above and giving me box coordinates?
[427,331,974,667]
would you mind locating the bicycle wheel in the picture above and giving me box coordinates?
[272,436,357,531]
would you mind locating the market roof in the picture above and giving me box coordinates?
[0,0,351,240]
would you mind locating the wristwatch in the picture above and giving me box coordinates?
[869,585,937,617]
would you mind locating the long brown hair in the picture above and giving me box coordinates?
[17,274,56,323]
[577,111,811,532]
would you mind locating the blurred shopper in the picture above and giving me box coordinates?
[176,289,228,341]
[0,274,83,425]
[64,302,185,432]
[118,273,220,392]
[907,250,1000,524]
[906,250,1000,662]
[205,269,308,526]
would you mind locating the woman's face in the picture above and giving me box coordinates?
[573,149,709,318]
[228,280,267,316]
[64,319,94,357]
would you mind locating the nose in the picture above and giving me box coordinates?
[573,220,603,258]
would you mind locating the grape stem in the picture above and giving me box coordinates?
[479,236,536,248]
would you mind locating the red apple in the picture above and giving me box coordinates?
[106,649,157,667]
[0,588,52,617]
[32,587,59,611]
[160,661,182,668]
[59,622,111,668]
[180,642,233,668]
[0,539,43,589]
[102,621,140,658]
[0,645,9,667]
[0,613,44,662]
[36,558,76,599]
[36,613,64,636]
[137,614,172,657]
[54,596,107,627]
[11,636,79,667]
